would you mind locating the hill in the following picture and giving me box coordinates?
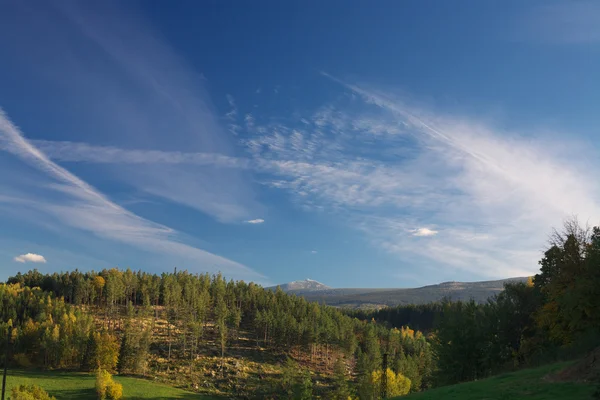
[4,268,434,399]
[395,362,596,400]
[274,277,530,308]
[268,278,332,292]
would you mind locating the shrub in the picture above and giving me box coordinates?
[13,352,33,368]
[96,369,123,400]
[371,368,411,397]
[107,381,123,400]
[11,384,56,400]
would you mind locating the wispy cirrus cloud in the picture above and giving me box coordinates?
[331,78,600,277]
[225,95,242,135]
[0,109,266,283]
[241,76,600,279]
[12,61,600,281]
[0,1,261,224]
[31,140,250,169]
[14,253,46,263]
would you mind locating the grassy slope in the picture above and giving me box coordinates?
[396,362,596,400]
[4,369,218,400]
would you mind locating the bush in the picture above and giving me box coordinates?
[13,352,33,368]
[96,369,123,400]
[107,381,123,400]
[371,368,411,398]
[11,384,56,400]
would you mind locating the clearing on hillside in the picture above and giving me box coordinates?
[5,369,217,400]
[395,362,596,400]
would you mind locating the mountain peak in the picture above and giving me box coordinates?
[270,279,332,292]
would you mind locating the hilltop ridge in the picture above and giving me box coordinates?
[271,276,530,308]
[268,278,332,292]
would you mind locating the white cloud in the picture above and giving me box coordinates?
[14,253,46,263]
[412,228,438,237]
[30,140,250,168]
[245,219,265,224]
[310,250,317,254]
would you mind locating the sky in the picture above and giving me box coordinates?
[1,0,600,288]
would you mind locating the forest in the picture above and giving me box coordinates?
[2,220,600,399]
[2,267,433,399]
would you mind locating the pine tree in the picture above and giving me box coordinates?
[295,369,313,400]
[331,357,352,400]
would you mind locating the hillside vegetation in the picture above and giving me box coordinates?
[2,269,433,398]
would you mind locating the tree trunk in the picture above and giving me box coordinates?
[167,322,172,372]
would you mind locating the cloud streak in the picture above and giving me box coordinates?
[244,219,265,224]
[0,109,265,282]
[31,140,250,169]
[0,1,261,224]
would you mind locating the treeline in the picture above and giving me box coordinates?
[432,220,600,385]
[6,268,435,397]
[346,303,444,333]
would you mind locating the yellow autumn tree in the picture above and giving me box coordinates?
[93,276,106,304]
[88,331,120,372]
[11,384,56,400]
[371,368,411,397]
[96,369,123,400]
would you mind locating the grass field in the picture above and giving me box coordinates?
[3,369,218,399]
[396,362,597,400]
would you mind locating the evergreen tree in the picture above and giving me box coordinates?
[331,358,352,400]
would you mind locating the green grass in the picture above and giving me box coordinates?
[3,369,218,399]
[396,362,597,400]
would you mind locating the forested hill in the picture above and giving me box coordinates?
[3,268,434,399]
[273,277,530,309]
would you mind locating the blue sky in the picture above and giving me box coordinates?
[1,1,600,288]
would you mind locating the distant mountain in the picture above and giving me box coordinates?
[271,277,530,309]
[268,279,332,293]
